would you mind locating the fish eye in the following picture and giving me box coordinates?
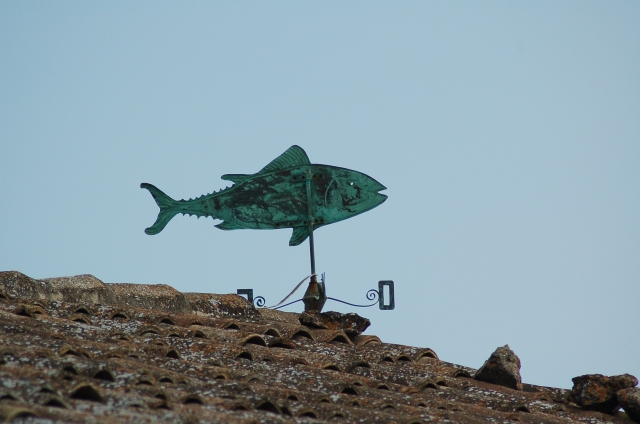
[349,182,354,186]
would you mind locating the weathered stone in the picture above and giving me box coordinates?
[475,345,522,390]
[569,373,638,414]
[617,388,640,422]
[299,310,370,338]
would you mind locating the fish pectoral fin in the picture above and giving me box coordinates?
[215,221,245,230]
[259,145,311,174]
[289,227,309,246]
[221,174,251,184]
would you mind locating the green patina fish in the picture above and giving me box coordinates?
[141,145,387,246]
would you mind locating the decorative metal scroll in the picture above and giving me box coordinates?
[378,281,395,310]
[237,279,394,311]
[142,145,390,313]
[236,289,265,308]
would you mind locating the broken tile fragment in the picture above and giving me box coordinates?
[298,310,370,338]
[475,344,523,390]
[569,373,638,414]
[618,388,640,422]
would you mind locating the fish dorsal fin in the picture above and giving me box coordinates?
[259,145,310,174]
[221,174,251,184]
[289,227,309,246]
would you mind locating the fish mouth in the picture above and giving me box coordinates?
[373,183,387,203]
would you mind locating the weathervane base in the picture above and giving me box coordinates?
[302,276,326,312]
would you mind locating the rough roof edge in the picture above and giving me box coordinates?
[0,271,260,319]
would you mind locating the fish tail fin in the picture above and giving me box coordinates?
[140,183,180,235]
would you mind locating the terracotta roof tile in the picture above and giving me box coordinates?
[0,271,635,423]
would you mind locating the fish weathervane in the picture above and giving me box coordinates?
[141,145,391,312]
[141,145,387,244]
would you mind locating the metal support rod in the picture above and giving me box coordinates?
[302,168,326,312]
[305,169,316,277]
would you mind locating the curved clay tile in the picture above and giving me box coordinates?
[263,327,282,338]
[288,327,314,340]
[68,313,92,325]
[235,351,254,361]
[321,363,343,372]
[183,394,204,405]
[0,406,39,421]
[267,338,296,350]
[93,369,116,382]
[240,334,267,347]
[156,316,176,326]
[41,395,70,409]
[136,326,164,337]
[58,345,91,359]
[352,334,382,345]
[72,306,92,316]
[309,329,353,345]
[164,348,181,360]
[109,310,130,320]
[414,348,439,361]
[69,384,104,403]
[133,373,156,387]
[14,304,47,318]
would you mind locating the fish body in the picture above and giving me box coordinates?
[141,145,387,246]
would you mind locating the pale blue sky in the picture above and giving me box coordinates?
[1,2,638,389]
